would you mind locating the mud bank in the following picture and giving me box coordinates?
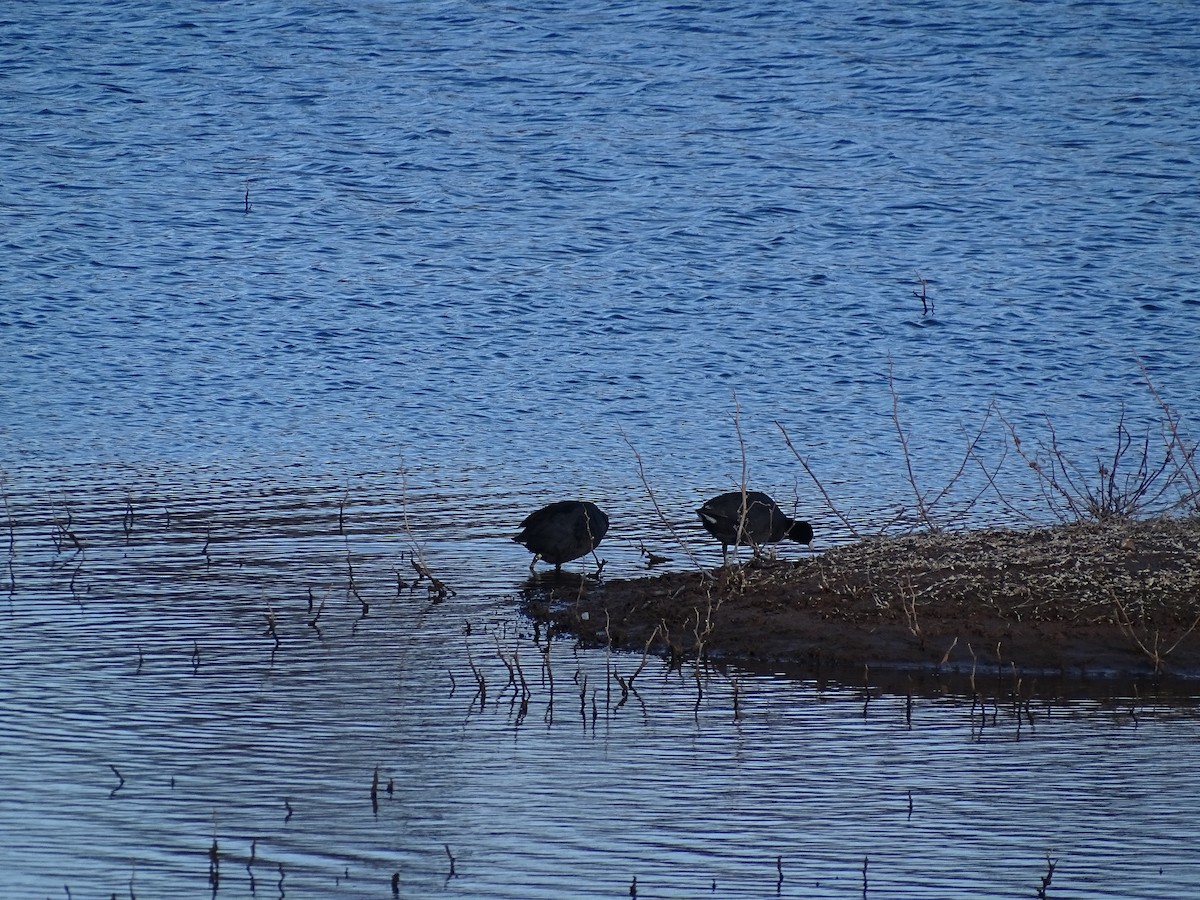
[520,517,1200,691]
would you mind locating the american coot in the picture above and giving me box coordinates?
[696,490,813,564]
[513,500,610,573]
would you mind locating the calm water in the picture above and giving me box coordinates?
[3,0,1200,896]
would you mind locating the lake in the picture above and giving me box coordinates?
[2,0,1199,896]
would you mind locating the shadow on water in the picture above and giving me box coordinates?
[519,582,1200,713]
[517,563,1200,701]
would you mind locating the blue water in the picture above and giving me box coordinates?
[2,0,1200,896]
[3,0,1198,494]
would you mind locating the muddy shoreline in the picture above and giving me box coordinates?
[521,516,1200,695]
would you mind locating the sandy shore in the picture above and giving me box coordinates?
[520,516,1200,692]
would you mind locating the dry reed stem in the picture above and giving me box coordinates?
[619,427,705,573]
[920,407,1003,530]
[779,376,998,540]
[999,381,1196,523]
[775,419,863,538]
[1140,362,1200,511]
[1111,591,1200,674]
[888,357,932,528]
[886,358,1001,532]
[396,461,453,599]
[733,390,752,565]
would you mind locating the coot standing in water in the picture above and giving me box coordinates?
[513,500,609,573]
[696,490,813,564]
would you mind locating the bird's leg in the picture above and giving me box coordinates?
[529,554,540,573]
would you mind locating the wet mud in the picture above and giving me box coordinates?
[521,517,1200,694]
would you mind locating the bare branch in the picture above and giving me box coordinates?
[775,420,863,539]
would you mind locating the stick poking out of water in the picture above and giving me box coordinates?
[1036,854,1058,899]
[108,764,124,798]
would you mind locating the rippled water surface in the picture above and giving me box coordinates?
[3,0,1200,896]
[4,471,1200,898]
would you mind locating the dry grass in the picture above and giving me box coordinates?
[810,516,1200,629]
[523,513,1200,679]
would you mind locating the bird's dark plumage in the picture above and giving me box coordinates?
[697,490,812,563]
[513,500,609,572]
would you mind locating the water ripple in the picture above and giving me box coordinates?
[4,0,1200,894]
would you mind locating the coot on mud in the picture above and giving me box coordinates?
[697,490,812,564]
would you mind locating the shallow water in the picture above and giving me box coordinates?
[3,0,1200,895]
[4,471,1200,897]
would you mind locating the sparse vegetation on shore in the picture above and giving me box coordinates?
[524,515,1200,680]
[525,374,1200,684]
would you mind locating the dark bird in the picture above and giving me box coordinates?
[513,500,609,573]
[696,490,813,564]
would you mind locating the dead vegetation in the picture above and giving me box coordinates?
[525,371,1200,682]
[524,515,1200,679]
